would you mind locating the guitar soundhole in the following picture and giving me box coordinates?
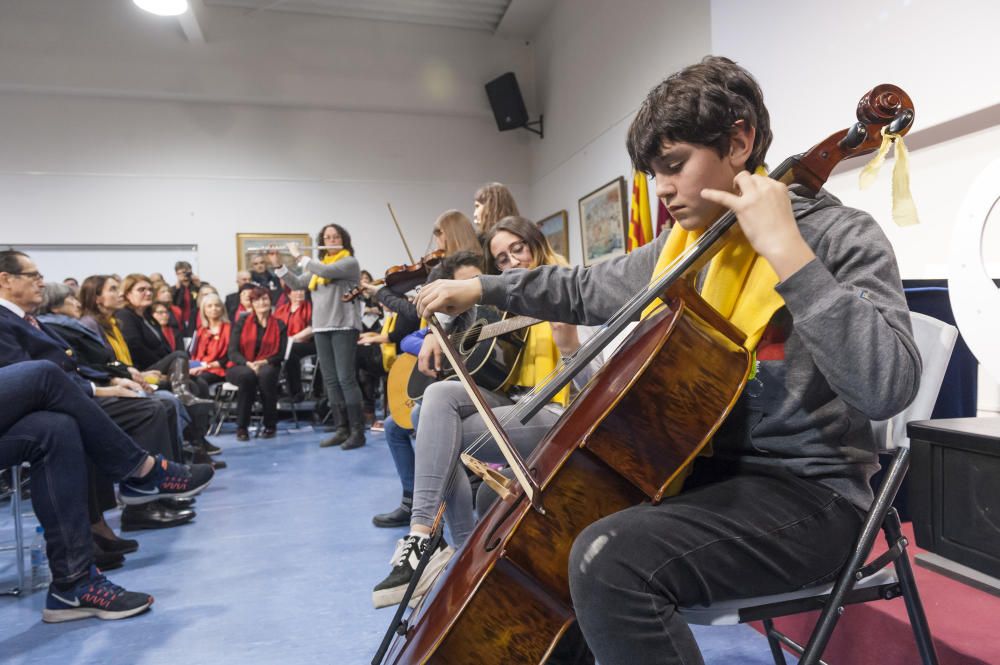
[458,323,482,354]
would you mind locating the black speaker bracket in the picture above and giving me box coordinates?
[522,115,544,139]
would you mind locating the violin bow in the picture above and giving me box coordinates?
[386,203,417,264]
[426,315,545,513]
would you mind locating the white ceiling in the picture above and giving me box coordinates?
[203,0,528,34]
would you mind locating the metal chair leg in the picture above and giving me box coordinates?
[763,618,789,665]
[1,465,26,596]
[883,510,940,665]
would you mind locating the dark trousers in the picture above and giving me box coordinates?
[97,393,182,461]
[567,459,865,665]
[285,340,316,396]
[226,364,280,428]
[314,330,362,407]
[144,349,188,375]
[0,360,149,585]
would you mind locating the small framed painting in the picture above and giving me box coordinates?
[236,233,312,273]
[537,210,569,260]
[578,177,627,266]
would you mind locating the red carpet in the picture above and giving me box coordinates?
[753,522,1000,664]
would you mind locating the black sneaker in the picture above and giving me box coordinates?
[119,456,214,505]
[43,566,153,623]
[372,534,453,609]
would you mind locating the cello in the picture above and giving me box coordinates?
[376,84,915,665]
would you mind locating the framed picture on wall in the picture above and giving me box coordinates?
[236,233,312,273]
[537,210,569,260]
[578,176,627,266]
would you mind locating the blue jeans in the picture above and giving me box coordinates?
[0,361,149,585]
[383,405,419,496]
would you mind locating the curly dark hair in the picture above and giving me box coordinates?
[627,56,772,176]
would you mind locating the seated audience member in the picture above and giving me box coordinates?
[150,302,183,353]
[172,261,201,337]
[38,282,150,560]
[0,252,212,532]
[273,288,314,401]
[225,271,252,320]
[226,287,287,440]
[233,282,255,321]
[154,282,183,332]
[356,270,386,425]
[0,360,213,622]
[148,272,165,285]
[189,292,230,391]
[115,274,208,406]
[63,277,79,291]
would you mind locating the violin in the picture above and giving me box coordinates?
[342,250,446,303]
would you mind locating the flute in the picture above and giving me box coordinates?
[247,244,344,254]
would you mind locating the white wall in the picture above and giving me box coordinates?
[524,0,713,265]
[0,0,535,288]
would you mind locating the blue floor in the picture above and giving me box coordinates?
[1,422,790,664]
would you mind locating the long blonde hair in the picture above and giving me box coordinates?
[474,182,520,235]
[435,210,481,256]
[198,292,229,328]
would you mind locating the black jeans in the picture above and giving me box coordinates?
[226,363,281,428]
[284,339,316,396]
[568,459,865,665]
[0,361,149,585]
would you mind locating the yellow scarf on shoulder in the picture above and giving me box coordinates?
[642,167,785,351]
[308,249,350,291]
[106,317,134,367]
[513,322,569,407]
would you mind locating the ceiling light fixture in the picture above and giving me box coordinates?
[132,0,189,17]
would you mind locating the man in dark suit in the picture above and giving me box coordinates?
[0,249,204,530]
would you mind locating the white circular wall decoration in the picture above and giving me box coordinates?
[948,157,1000,383]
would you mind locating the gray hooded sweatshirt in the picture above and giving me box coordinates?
[477,187,921,509]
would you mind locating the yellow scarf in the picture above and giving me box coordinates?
[308,249,350,291]
[645,166,785,497]
[642,167,785,350]
[105,317,134,367]
[380,312,398,372]
[513,322,569,407]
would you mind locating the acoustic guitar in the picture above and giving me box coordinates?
[386,307,541,428]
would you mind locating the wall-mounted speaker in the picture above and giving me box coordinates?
[485,72,529,131]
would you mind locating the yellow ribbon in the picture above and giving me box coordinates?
[308,249,350,291]
[859,128,920,227]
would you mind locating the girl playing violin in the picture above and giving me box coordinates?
[414,56,920,665]
[268,224,365,449]
[372,216,599,610]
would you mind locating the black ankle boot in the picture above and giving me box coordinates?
[169,357,213,407]
[320,404,349,447]
[341,404,366,450]
[372,503,412,528]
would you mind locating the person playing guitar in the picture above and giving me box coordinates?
[372,216,602,610]
[411,56,921,664]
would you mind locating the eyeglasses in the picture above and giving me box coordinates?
[133,286,153,293]
[8,270,44,282]
[492,241,531,270]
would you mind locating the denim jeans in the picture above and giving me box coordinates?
[410,381,560,547]
[383,406,420,496]
[0,360,149,585]
[567,459,865,665]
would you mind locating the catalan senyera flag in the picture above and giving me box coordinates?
[628,169,654,251]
